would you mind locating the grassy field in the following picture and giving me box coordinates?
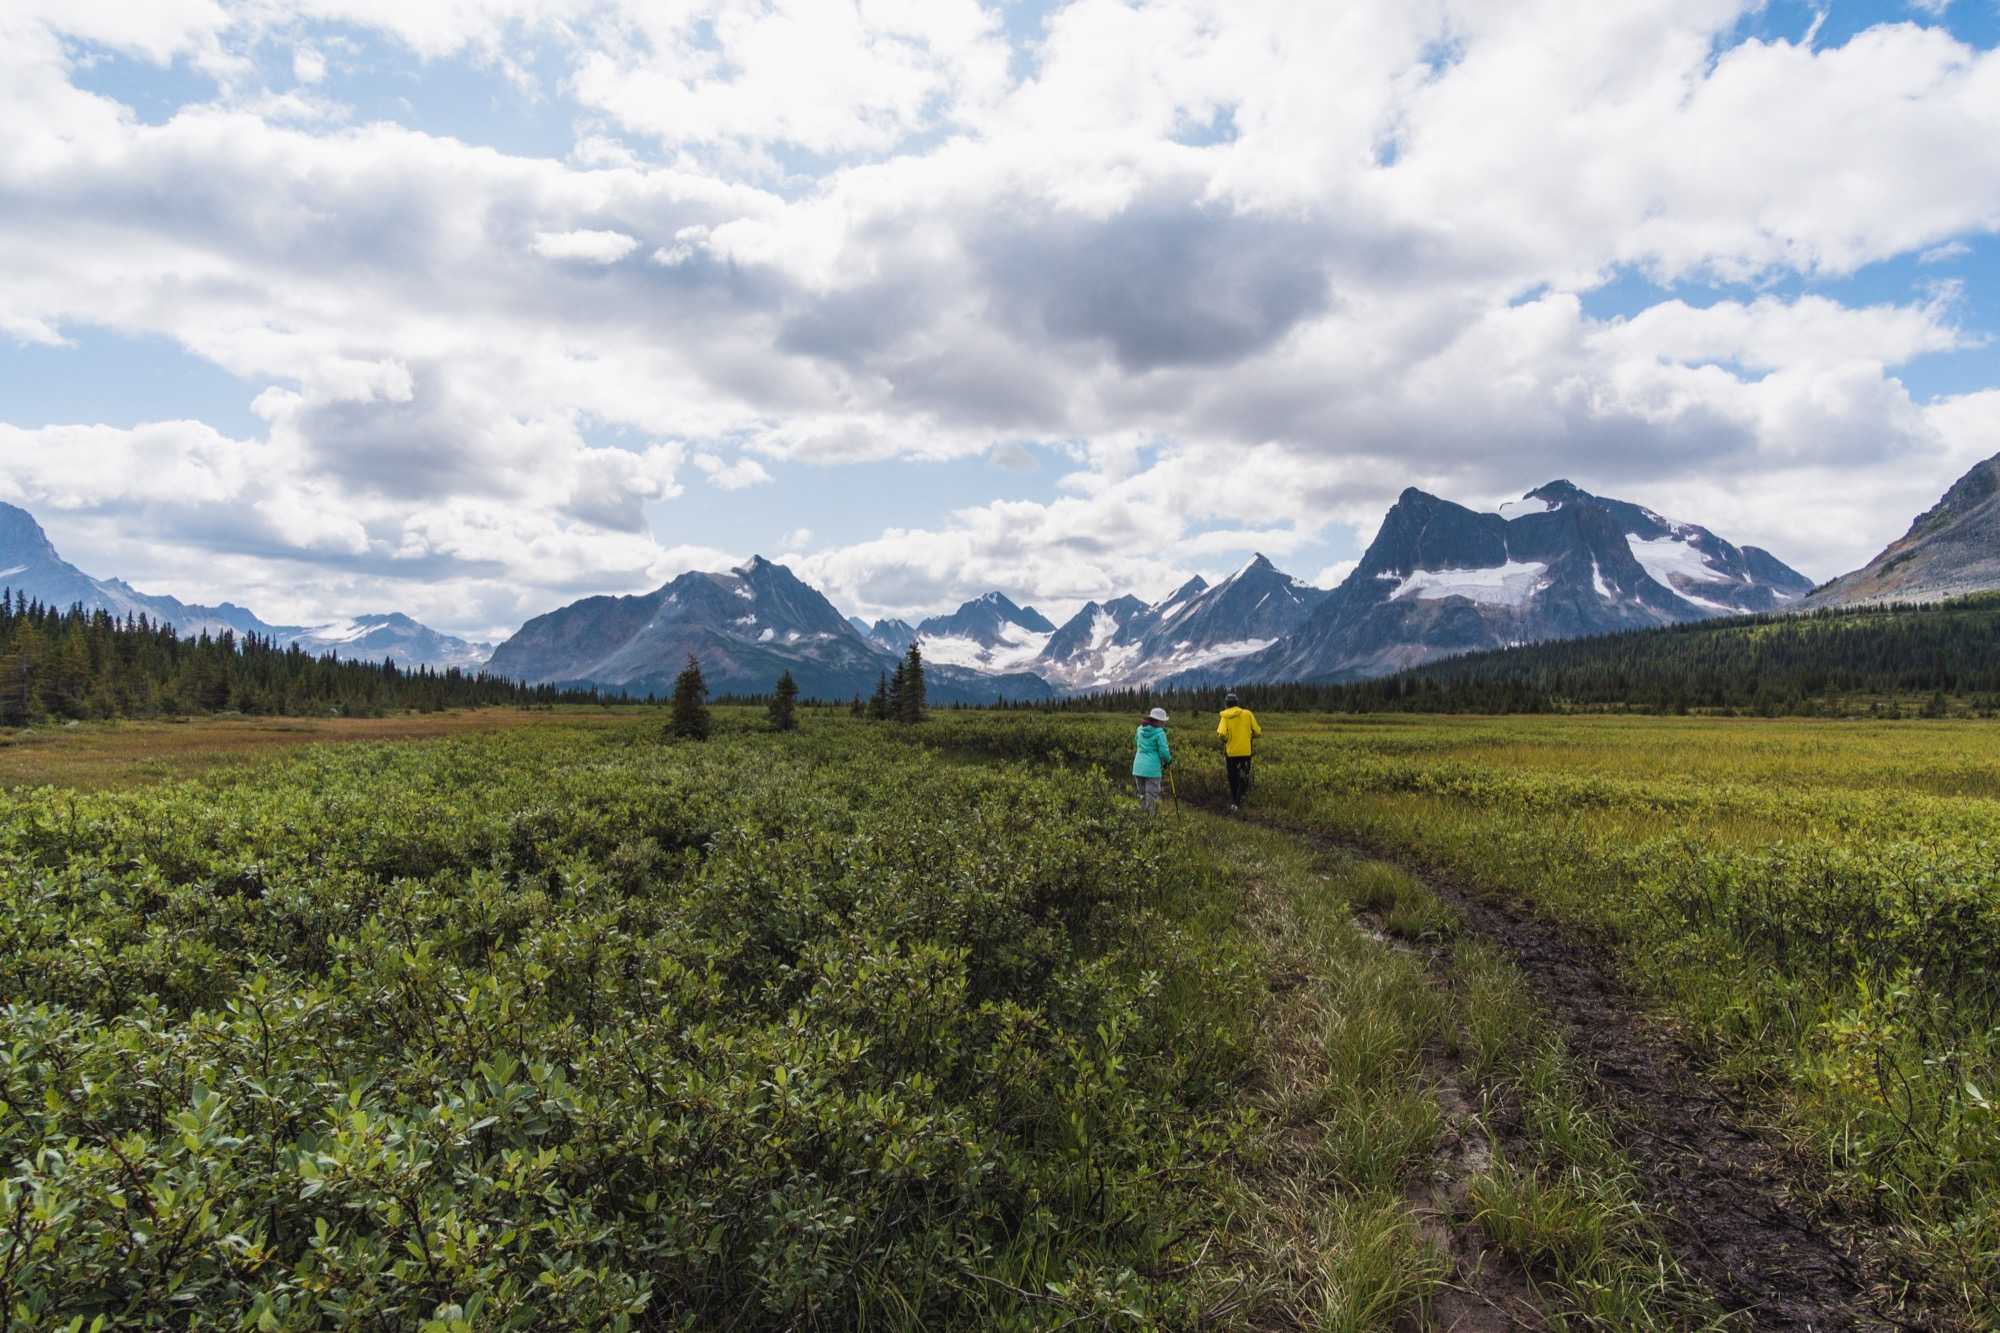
[927,709,2000,1321]
[0,708,643,790]
[1,707,1992,1327]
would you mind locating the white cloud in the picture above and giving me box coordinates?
[1,1,1997,637]
[292,44,327,84]
[567,0,1012,165]
[530,228,641,264]
[1314,560,1358,588]
[691,452,774,490]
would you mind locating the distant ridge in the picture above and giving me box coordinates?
[486,557,1052,702]
[0,502,490,670]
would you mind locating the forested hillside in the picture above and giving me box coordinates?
[1020,595,2000,716]
[0,594,605,722]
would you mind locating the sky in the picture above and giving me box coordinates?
[3,0,1998,640]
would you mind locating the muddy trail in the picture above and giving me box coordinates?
[1238,806,1909,1332]
[1352,915,1548,1332]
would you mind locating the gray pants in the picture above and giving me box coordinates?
[1134,775,1162,811]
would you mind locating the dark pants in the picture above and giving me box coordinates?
[1226,756,1253,806]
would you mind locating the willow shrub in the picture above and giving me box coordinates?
[0,719,1263,1330]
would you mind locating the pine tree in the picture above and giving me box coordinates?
[849,693,865,718]
[868,671,890,721]
[0,617,42,725]
[768,670,799,732]
[897,642,927,723]
[47,620,92,719]
[887,659,907,720]
[668,655,711,740]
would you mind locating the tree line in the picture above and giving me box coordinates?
[999,595,2000,717]
[0,592,612,724]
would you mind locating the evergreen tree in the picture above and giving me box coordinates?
[886,659,907,720]
[668,655,711,740]
[0,617,41,725]
[897,642,927,723]
[768,670,799,732]
[868,671,890,721]
[849,693,865,718]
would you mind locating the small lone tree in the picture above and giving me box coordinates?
[868,671,890,721]
[668,654,710,740]
[768,670,799,731]
[849,693,865,718]
[897,642,927,723]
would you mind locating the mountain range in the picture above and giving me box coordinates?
[10,453,1997,698]
[1030,556,1331,690]
[1190,480,1813,685]
[0,503,493,671]
[485,556,1053,703]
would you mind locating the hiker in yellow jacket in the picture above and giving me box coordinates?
[1216,691,1260,812]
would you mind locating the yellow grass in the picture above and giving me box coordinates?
[0,707,641,790]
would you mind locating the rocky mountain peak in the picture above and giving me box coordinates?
[1806,451,2000,609]
[1908,452,2000,540]
[0,502,64,567]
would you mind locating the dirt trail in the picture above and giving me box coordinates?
[1414,869,1900,1331]
[1353,918,1545,1331]
[1270,814,1906,1332]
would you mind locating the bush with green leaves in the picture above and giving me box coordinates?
[0,718,1263,1329]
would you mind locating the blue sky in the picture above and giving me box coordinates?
[4,1,1998,636]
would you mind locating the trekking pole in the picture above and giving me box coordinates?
[1168,765,1180,816]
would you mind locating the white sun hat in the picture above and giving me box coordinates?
[1148,707,1169,723]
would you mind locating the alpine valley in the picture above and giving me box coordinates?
[19,457,2000,699]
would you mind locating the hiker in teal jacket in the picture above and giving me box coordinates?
[1132,707,1173,812]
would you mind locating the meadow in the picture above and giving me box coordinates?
[927,709,2000,1321]
[0,707,1993,1328]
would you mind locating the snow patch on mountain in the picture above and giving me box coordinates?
[1080,641,1147,687]
[917,627,1052,672]
[1627,543,1745,614]
[1150,638,1277,674]
[1498,496,1555,520]
[303,620,377,644]
[1591,560,1614,600]
[1388,561,1550,608]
